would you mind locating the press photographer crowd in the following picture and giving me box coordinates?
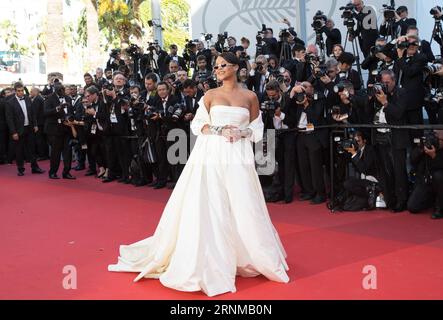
[1,0,443,219]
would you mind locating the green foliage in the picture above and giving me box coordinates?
[76,0,190,53]
[0,19,30,55]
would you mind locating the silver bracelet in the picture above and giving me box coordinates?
[208,125,224,135]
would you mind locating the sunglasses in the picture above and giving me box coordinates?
[213,63,235,70]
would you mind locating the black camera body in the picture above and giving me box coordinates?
[315,64,328,78]
[126,44,141,59]
[164,103,185,121]
[239,51,250,62]
[337,138,358,153]
[382,3,396,21]
[201,33,213,41]
[261,100,280,113]
[368,83,388,96]
[419,131,440,150]
[430,6,442,20]
[312,11,327,31]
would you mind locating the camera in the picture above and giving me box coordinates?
[425,63,443,74]
[430,6,442,19]
[295,92,307,104]
[368,82,388,96]
[256,62,266,73]
[333,83,347,94]
[239,51,250,62]
[126,44,141,59]
[65,114,75,123]
[217,32,228,44]
[166,103,185,121]
[261,100,279,113]
[337,138,358,153]
[110,49,120,59]
[172,80,183,91]
[418,131,440,150]
[197,71,210,82]
[201,33,213,41]
[331,105,342,116]
[340,3,355,20]
[147,41,159,52]
[382,1,396,21]
[305,53,320,64]
[312,11,327,31]
[315,64,328,78]
[279,28,291,40]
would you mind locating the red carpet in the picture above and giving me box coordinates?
[1,161,443,300]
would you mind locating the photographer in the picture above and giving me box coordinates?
[320,19,342,57]
[196,41,212,69]
[106,49,126,73]
[407,131,443,219]
[337,52,363,91]
[43,83,75,180]
[362,38,396,85]
[291,82,328,204]
[68,85,87,172]
[101,72,131,184]
[234,47,251,71]
[331,80,369,126]
[406,26,435,63]
[148,82,180,189]
[264,80,297,203]
[342,131,379,211]
[349,0,379,58]
[248,55,271,103]
[192,55,212,82]
[41,73,63,99]
[369,70,409,212]
[394,35,427,132]
[164,44,188,76]
[380,6,416,38]
[283,45,310,84]
[83,85,107,179]
[141,72,159,105]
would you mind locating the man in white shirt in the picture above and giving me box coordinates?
[5,82,44,176]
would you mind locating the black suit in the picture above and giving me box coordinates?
[292,96,328,198]
[44,93,74,176]
[5,95,39,171]
[283,59,311,84]
[394,52,428,135]
[321,26,342,56]
[31,95,49,159]
[354,7,379,57]
[369,88,410,208]
[273,94,299,202]
[247,71,270,103]
[102,91,131,180]
[151,95,179,185]
[380,18,417,38]
[344,145,379,200]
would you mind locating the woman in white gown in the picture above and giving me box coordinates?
[108,52,290,297]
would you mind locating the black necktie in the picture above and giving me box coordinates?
[19,97,25,101]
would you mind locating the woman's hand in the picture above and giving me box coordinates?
[222,125,241,143]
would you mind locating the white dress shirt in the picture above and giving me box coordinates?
[16,96,29,126]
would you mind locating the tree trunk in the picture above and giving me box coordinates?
[46,0,64,73]
[85,0,102,71]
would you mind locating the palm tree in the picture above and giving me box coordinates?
[46,0,64,73]
[84,0,101,70]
